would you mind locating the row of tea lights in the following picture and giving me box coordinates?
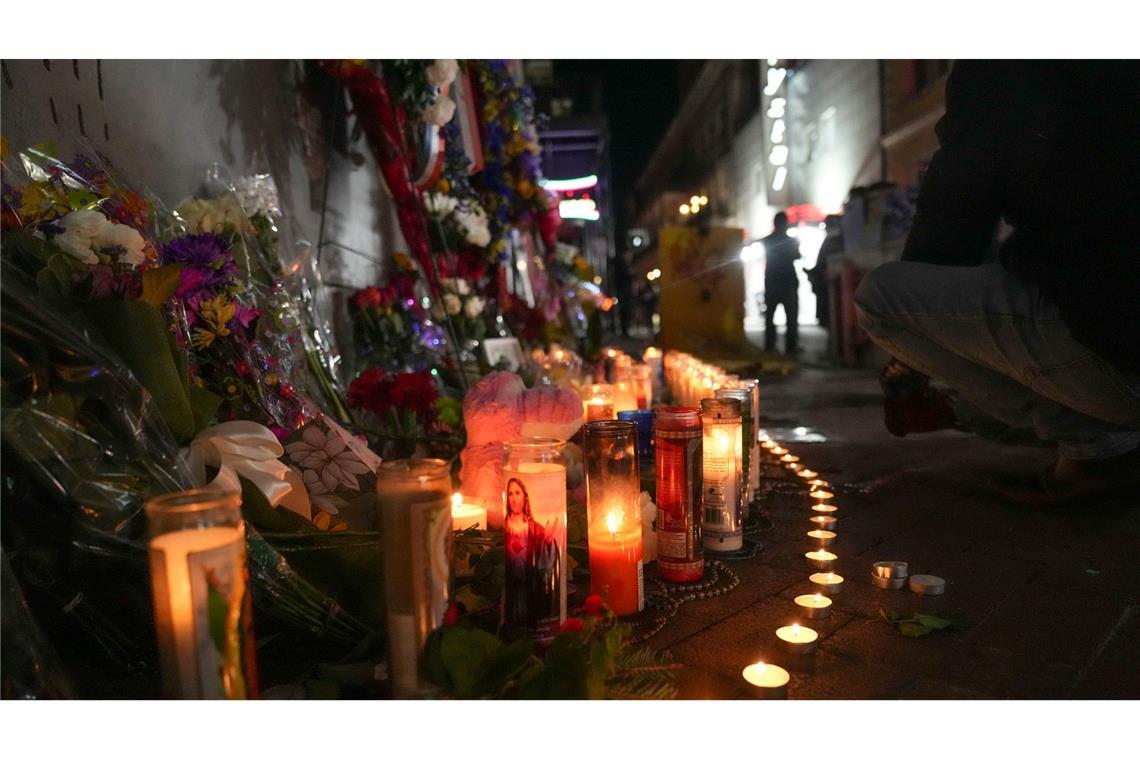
[743,430,845,698]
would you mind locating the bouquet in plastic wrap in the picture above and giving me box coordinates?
[1,146,376,695]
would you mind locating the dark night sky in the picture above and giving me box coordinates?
[552,60,685,241]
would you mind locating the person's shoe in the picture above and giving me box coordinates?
[878,359,956,436]
[989,447,1140,508]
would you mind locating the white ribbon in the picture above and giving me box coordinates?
[183,420,311,520]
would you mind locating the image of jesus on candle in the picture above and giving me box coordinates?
[504,477,563,634]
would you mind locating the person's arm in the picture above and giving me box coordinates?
[901,61,1013,266]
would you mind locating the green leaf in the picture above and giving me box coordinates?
[913,613,954,631]
[187,383,223,432]
[439,626,502,699]
[478,639,535,696]
[138,263,185,308]
[897,622,934,637]
[240,475,317,533]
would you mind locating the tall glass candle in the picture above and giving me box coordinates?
[503,438,568,644]
[629,364,653,409]
[618,409,656,496]
[584,421,645,615]
[715,387,754,506]
[581,383,616,423]
[146,489,257,700]
[376,458,453,698]
[654,407,704,581]
[612,367,640,413]
[701,397,744,553]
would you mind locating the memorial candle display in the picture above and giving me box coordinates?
[655,407,704,581]
[377,459,453,698]
[701,398,744,553]
[584,421,645,616]
[503,438,568,643]
[715,387,754,506]
[581,383,616,423]
[146,489,258,700]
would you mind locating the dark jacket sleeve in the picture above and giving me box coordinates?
[901,61,1012,266]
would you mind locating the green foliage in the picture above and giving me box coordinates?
[879,605,967,638]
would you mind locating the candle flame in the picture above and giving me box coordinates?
[451,493,463,511]
[826,573,835,582]
[814,594,823,602]
[791,623,800,634]
[606,512,620,535]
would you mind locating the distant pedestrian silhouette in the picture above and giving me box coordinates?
[761,211,802,355]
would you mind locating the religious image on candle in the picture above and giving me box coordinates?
[503,462,567,643]
[148,519,255,697]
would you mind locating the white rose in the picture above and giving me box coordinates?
[54,230,99,264]
[465,224,491,247]
[422,97,457,127]
[424,192,458,218]
[95,223,148,267]
[440,277,459,294]
[59,209,112,239]
[455,279,471,296]
[463,295,485,320]
[443,293,462,316]
[426,59,459,88]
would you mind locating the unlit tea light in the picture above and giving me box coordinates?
[777,623,818,655]
[794,593,833,619]
[810,571,844,595]
[742,661,789,699]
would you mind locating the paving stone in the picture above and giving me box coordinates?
[673,665,746,700]
[927,643,1079,698]
[1070,606,1140,699]
[900,679,995,699]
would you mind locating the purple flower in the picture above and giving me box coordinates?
[163,233,238,296]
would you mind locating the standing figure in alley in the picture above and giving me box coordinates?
[855,60,1140,506]
[762,211,802,355]
[807,214,843,336]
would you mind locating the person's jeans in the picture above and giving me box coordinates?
[765,285,799,353]
[855,261,1140,460]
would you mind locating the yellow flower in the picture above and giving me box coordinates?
[192,295,235,348]
[437,179,451,194]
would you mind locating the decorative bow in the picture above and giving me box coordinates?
[183,420,311,520]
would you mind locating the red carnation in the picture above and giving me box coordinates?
[560,617,585,634]
[350,286,383,311]
[390,371,440,418]
[582,594,607,618]
[347,367,395,417]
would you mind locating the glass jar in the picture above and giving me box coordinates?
[715,387,754,506]
[146,489,257,699]
[617,408,656,495]
[580,383,616,423]
[654,407,704,581]
[700,397,744,553]
[376,458,453,698]
[502,438,567,644]
[583,421,644,615]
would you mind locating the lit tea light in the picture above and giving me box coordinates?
[780,454,799,464]
[794,593,833,619]
[451,493,488,532]
[796,469,818,479]
[807,529,836,547]
[810,571,844,596]
[742,661,789,699]
[777,623,818,655]
[812,503,839,514]
[809,515,838,531]
[809,489,834,502]
[761,439,779,451]
[809,478,830,489]
[770,446,788,456]
[805,549,838,570]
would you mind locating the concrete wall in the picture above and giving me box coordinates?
[1,59,399,371]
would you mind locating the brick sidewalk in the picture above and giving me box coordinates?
[656,367,1139,699]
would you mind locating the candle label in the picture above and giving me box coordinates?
[149,529,256,700]
[702,432,742,547]
[503,464,567,643]
[655,430,703,580]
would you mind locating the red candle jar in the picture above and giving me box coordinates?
[654,407,704,582]
[583,421,644,615]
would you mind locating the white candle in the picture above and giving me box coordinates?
[810,571,844,595]
[777,623,818,654]
[451,493,487,531]
[812,503,839,514]
[807,529,836,547]
[810,515,838,531]
[796,468,818,479]
[794,593,833,619]
[809,489,834,502]
[742,661,789,699]
[805,549,838,570]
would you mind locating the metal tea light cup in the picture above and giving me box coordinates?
[871,561,909,590]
